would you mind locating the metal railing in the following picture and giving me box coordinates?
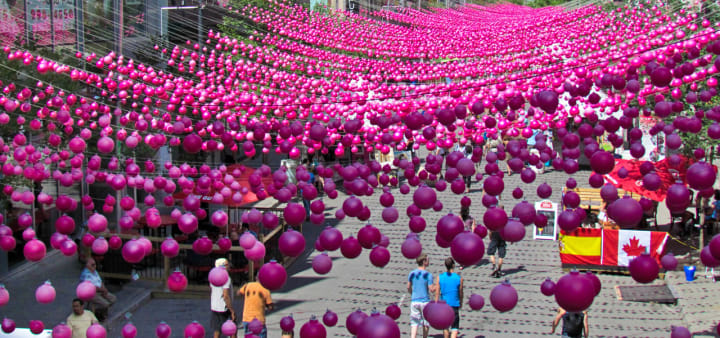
[94,206,289,289]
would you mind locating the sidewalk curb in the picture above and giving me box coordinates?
[0,249,63,283]
[106,287,154,328]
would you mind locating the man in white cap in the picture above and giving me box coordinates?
[210,258,236,338]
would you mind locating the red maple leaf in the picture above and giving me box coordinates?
[622,236,646,257]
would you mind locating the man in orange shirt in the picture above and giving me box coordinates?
[237,281,274,338]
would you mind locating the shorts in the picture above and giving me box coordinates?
[210,310,232,333]
[243,321,268,338]
[451,306,460,330]
[410,301,429,327]
[487,240,506,258]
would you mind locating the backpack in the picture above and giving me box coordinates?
[563,312,584,337]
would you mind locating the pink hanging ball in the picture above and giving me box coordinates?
[86,323,107,338]
[221,320,237,336]
[155,322,172,338]
[490,280,518,312]
[29,320,44,334]
[468,294,485,310]
[628,253,659,284]
[121,322,137,338]
[1,318,14,333]
[76,280,96,301]
[208,267,229,287]
[0,286,8,306]
[35,281,56,304]
[167,270,188,293]
[24,238,46,262]
[257,260,287,291]
[161,238,180,258]
[183,321,205,338]
[356,313,400,338]
[52,323,72,338]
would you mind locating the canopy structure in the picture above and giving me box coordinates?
[172,165,274,207]
[603,156,695,202]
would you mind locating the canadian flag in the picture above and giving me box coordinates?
[602,229,668,267]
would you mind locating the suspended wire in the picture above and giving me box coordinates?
[0,0,712,117]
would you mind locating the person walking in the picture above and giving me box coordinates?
[79,258,116,322]
[210,258,236,338]
[408,253,436,338]
[237,280,274,338]
[487,225,507,278]
[66,298,98,338]
[551,308,588,338]
[435,257,463,338]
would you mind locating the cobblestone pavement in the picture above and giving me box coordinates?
[103,168,719,337]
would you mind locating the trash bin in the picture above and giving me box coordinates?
[684,265,696,282]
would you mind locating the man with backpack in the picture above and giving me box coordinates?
[551,308,588,338]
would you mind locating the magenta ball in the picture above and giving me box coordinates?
[450,231,485,266]
[469,294,485,310]
[385,303,401,320]
[29,320,44,335]
[52,323,72,338]
[540,278,556,296]
[670,326,691,338]
[183,322,205,338]
[257,260,287,290]
[319,227,343,252]
[437,213,464,242]
[220,320,237,336]
[122,240,145,264]
[121,323,137,338]
[661,253,678,271]
[86,323,106,338]
[280,316,295,332]
[357,225,381,249]
[340,236,362,259]
[370,246,390,268]
[1,318,14,333]
[156,322,172,338]
[24,239,46,262]
[409,216,427,233]
[710,235,720,260]
[279,229,306,257]
[423,301,455,330]
[701,246,720,267]
[557,210,581,232]
[312,253,333,275]
[413,185,437,209]
[299,317,326,338]
[483,175,504,196]
[167,270,188,293]
[686,161,716,190]
[401,237,422,259]
[500,220,525,242]
[484,207,508,231]
[608,197,643,228]
[323,310,338,327]
[346,310,368,336]
[381,207,399,223]
[490,281,518,312]
[284,203,307,226]
[76,280,96,301]
[554,270,595,312]
[357,313,400,338]
[590,151,615,175]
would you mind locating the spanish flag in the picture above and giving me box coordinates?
[559,228,602,265]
